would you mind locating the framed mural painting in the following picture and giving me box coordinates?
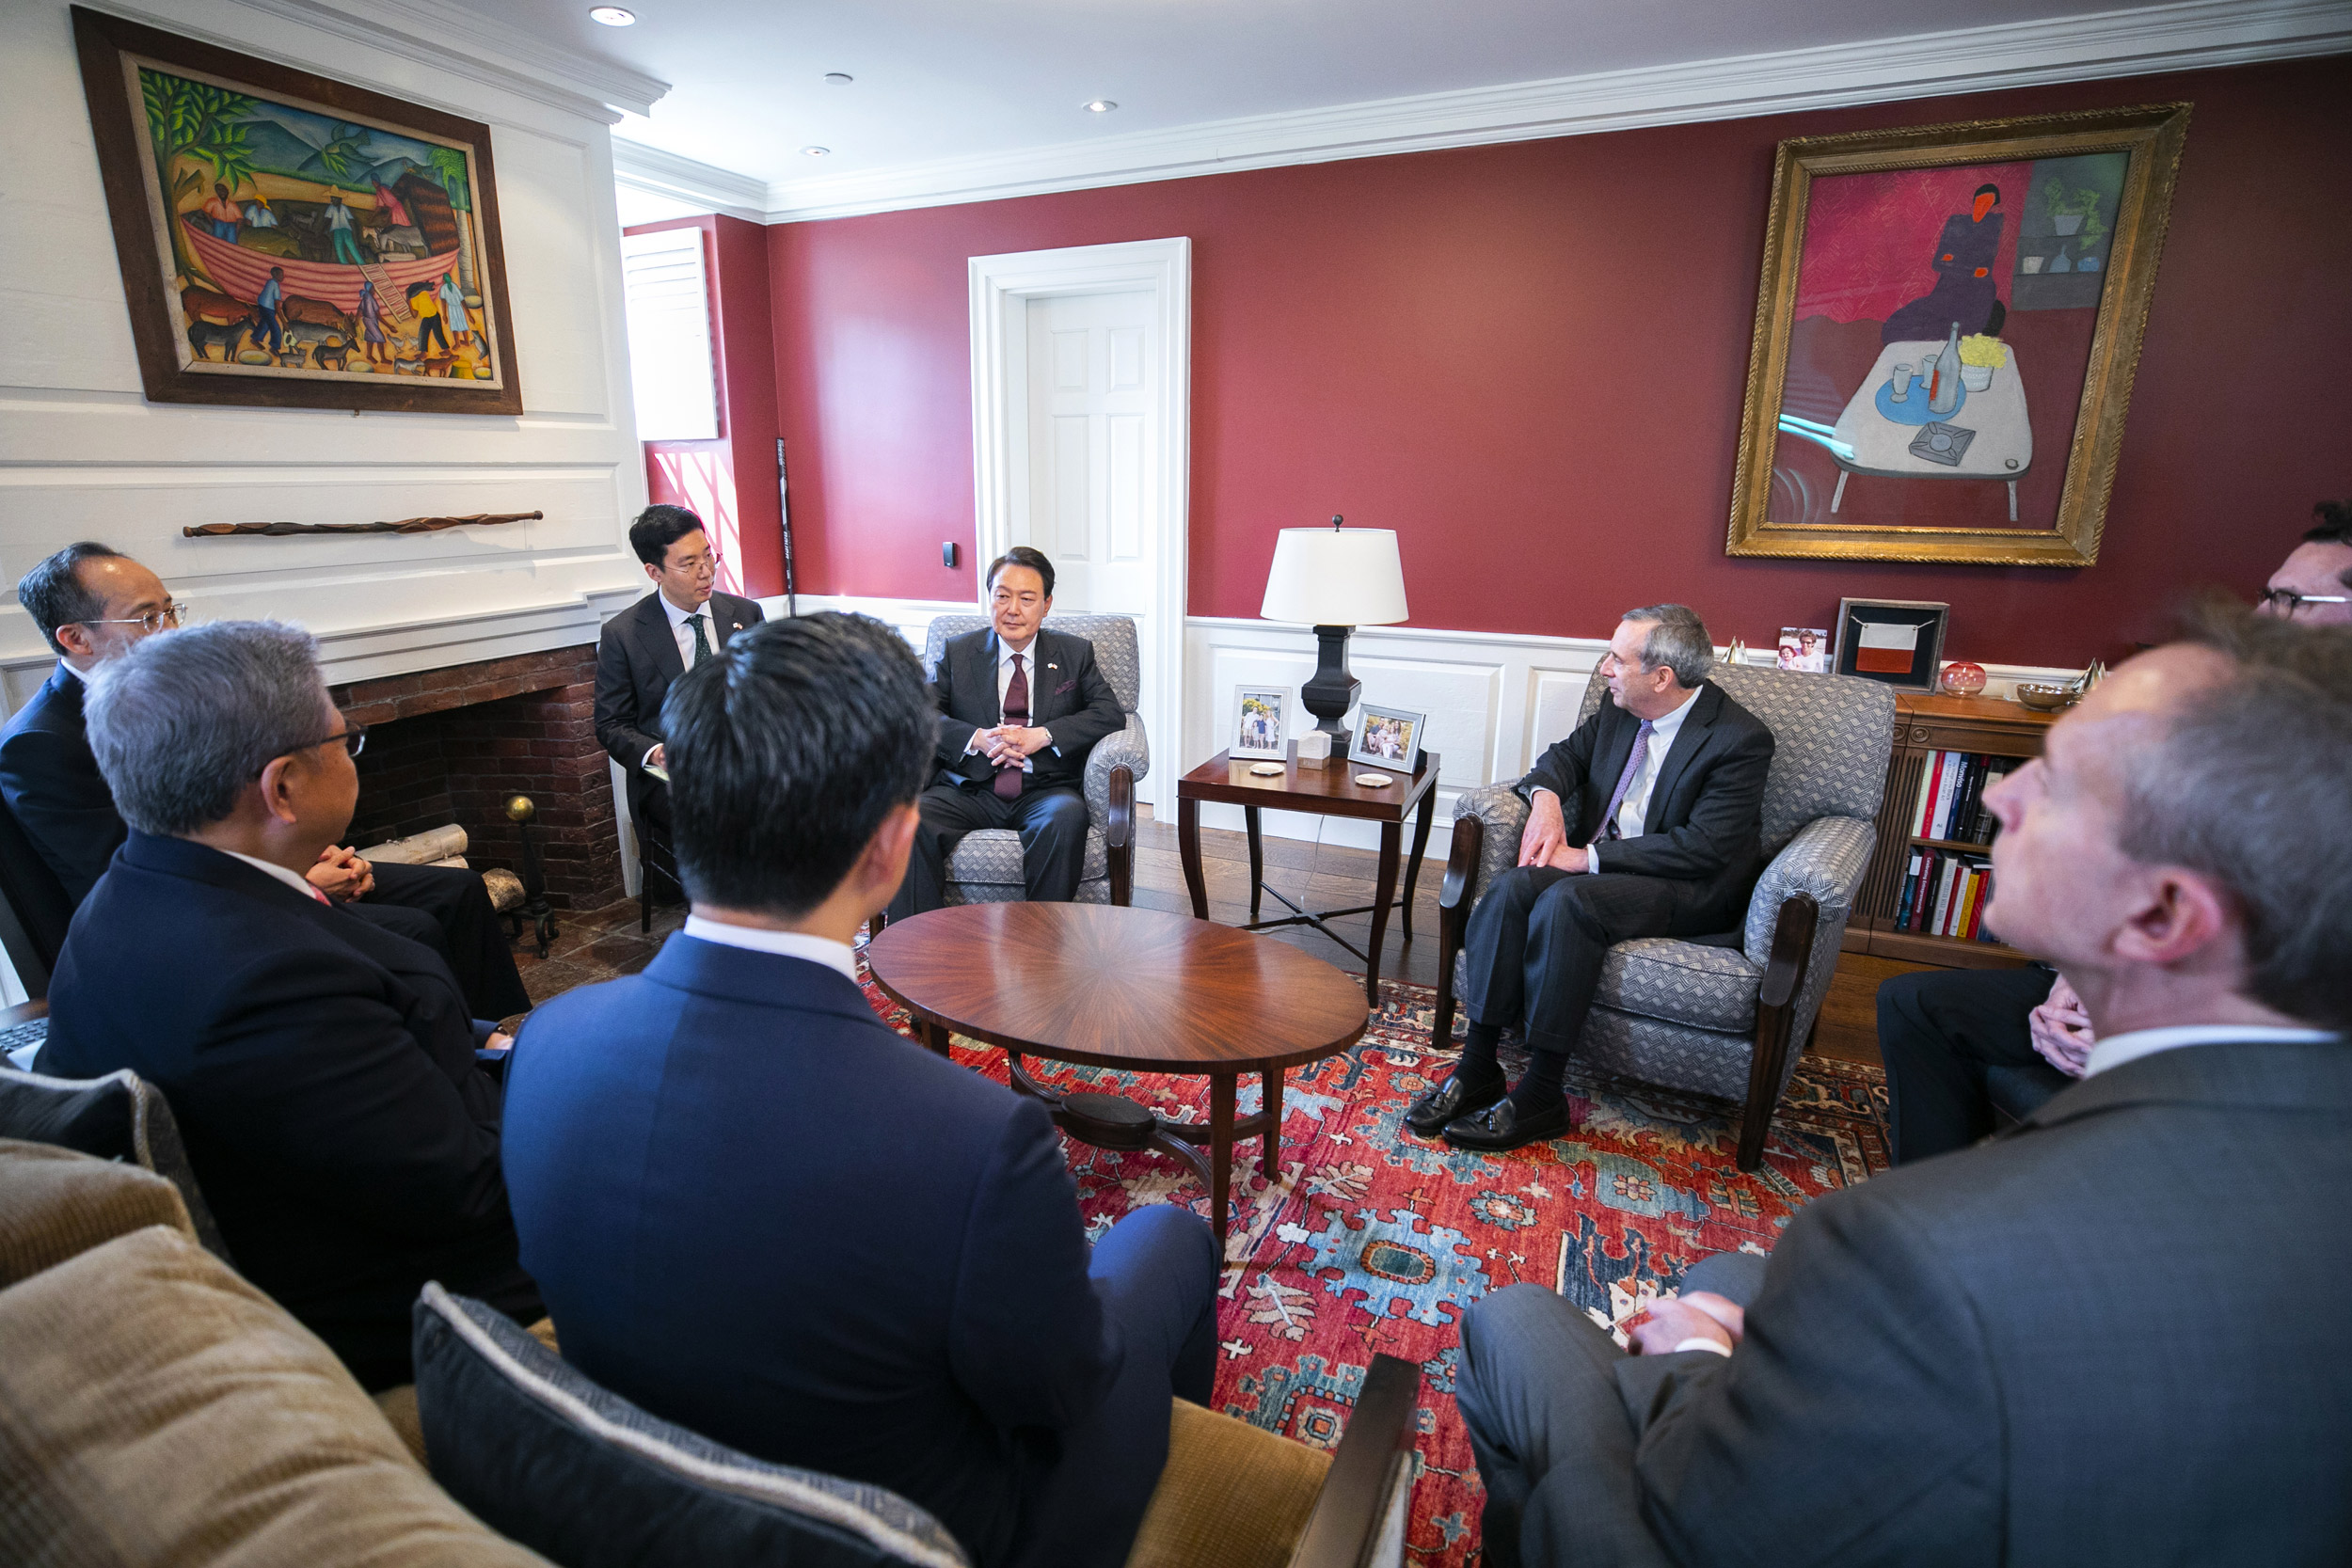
[1725,103,2188,566]
[72,6,522,414]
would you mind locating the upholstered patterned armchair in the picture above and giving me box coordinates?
[1433,662,1894,1169]
[914,613,1148,907]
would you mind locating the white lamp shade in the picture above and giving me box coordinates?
[1259,528,1409,626]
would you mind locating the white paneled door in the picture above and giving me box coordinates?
[1021,288,1161,788]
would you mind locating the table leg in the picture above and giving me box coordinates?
[920,1020,951,1058]
[1246,806,1264,923]
[1261,1067,1283,1180]
[1210,1072,1236,1249]
[2008,479,2019,523]
[1400,781,1438,942]
[1364,819,1402,1008]
[1178,795,1208,919]
[1832,469,1849,514]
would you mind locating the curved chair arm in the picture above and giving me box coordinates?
[1431,783,1529,1050]
[1085,716,1151,825]
[1737,814,1878,1110]
[1453,783,1527,911]
[1105,765,1135,906]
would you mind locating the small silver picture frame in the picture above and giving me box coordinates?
[1231,687,1289,761]
[1346,704,1425,774]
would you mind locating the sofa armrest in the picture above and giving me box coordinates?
[1086,716,1151,825]
[1740,815,1877,1096]
[1286,1354,1421,1568]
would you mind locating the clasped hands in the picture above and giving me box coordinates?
[1516,790,1590,874]
[972,725,1051,767]
[2027,976,2095,1079]
[307,844,375,901]
[1624,1291,1745,1357]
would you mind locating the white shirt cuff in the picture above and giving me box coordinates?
[640,745,660,768]
[1585,843,1601,874]
[1671,1336,1733,1357]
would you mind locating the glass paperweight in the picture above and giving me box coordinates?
[1939,661,1988,697]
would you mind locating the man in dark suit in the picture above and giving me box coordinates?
[1409,604,1774,1151]
[883,545,1124,921]
[38,620,541,1391]
[1876,503,2352,1164]
[0,543,529,1020]
[503,612,1216,1568]
[1454,606,2352,1567]
[592,504,765,832]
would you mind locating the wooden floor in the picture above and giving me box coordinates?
[1132,809,1923,1069]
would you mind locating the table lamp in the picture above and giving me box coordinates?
[1259,516,1408,752]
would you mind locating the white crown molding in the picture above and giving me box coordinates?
[137,0,673,124]
[611,140,769,224]
[716,0,2351,223]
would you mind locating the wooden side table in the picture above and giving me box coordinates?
[1175,748,1440,1006]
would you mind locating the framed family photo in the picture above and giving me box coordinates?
[1231,687,1289,761]
[1347,705,1424,774]
[1725,103,2188,567]
[72,6,523,414]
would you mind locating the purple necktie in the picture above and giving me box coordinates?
[993,653,1028,800]
[1599,720,1655,842]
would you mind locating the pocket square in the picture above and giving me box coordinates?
[1055,680,1077,695]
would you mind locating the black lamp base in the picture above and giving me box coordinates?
[1300,624,1360,752]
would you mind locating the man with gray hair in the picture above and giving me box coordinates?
[38,621,539,1390]
[1453,605,2352,1565]
[1407,605,1774,1151]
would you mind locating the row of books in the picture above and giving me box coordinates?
[1908,750,2011,845]
[1894,849,1998,941]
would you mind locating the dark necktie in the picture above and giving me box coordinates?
[689,612,713,665]
[1599,720,1655,842]
[993,653,1028,800]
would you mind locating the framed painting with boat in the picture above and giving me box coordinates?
[1724,103,2188,566]
[72,6,522,414]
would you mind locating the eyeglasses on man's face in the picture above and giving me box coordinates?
[2257,587,2352,617]
[81,601,188,636]
[288,724,367,760]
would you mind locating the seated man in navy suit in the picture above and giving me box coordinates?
[39,620,540,1390]
[0,542,529,1020]
[883,544,1125,921]
[502,611,1216,1568]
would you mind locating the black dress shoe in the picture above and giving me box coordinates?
[1404,1072,1507,1137]
[1443,1097,1573,1151]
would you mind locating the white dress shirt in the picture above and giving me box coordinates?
[962,637,1057,770]
[57,659,87,685]
[2084,1023,2338,1079]
[681,913,858,982]
[661,592,723,670]
[223,848,326,900]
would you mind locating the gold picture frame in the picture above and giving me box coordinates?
[1725,103,2190,566]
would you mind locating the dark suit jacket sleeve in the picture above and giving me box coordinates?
[1590,720,1774,883]
[947,1096,1121,1433]
[179,946,512,1242]
[931,640,985,771]
[594,618,660,769]
[1517,710,1602,812]
[1041,639,1124,762]
[0,722,126,904]
[1612,1189,2002,1564]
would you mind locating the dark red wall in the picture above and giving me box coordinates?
[629,214,784,598]
[765,56,2351,666]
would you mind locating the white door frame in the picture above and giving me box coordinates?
[969,237,1190,812]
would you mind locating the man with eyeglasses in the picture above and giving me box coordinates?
[1,543,529,1021]
[38,620,541,1390]
[1877,496,2352,1164]
[593,504,765,844]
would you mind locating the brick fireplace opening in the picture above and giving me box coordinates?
[329,646,623,911]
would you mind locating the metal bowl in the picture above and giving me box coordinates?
[2013,682,2075,712]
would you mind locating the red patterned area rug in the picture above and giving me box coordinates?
[854,958,1888,1566]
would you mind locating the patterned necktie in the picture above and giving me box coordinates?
[689,612,713,666]
[993,653,1028,800]
[1599,720,1655,842]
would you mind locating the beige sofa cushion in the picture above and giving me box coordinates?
[0,1138,191,1290]
[1124,1398,1332,1568]
[0,1224,548,1567]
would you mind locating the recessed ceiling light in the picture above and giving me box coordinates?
[823,72,853,86]
[801,145,830,156]
[588,7,635,24]
[1084,100,1118,114]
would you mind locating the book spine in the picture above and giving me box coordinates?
[1912,752,1942,837]
[1956,864,1984,939]
[1894,851,1923,928]
[1953,755,1986,842]
[1970,767,2008,843]
[1932,854,1961,936]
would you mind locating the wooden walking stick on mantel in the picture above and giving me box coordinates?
[183,511,543,538]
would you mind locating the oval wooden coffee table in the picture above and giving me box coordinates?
[865,902,1370,1244]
